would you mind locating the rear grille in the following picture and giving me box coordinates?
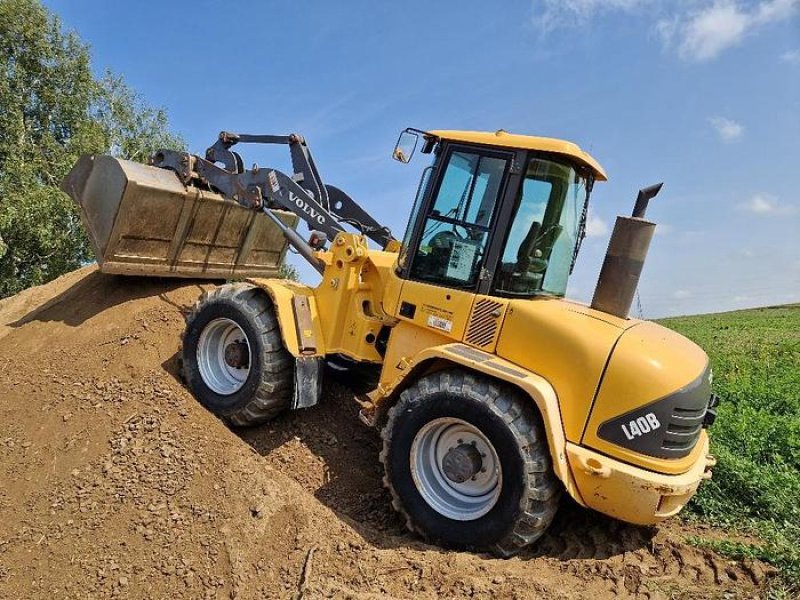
[465,298,504,348]
[660,405,705,455]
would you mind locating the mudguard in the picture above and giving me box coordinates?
[247,278,327,410]
[246,278,325,357]
[366,342,584,505]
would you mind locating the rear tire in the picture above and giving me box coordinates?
[182,283,293,426]
[380,369,561,556]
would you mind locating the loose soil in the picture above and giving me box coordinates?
[0,268,776,599]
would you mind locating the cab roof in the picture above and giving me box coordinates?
[427,129,607,182]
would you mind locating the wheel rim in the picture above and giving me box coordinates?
[196,318,251,395]
[410,417,502,521]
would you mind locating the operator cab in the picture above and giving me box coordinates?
[394,129,607,299]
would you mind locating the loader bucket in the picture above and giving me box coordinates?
[61,155,298,279]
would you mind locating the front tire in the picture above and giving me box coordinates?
[381,369,561,556]
[182,283,293,426]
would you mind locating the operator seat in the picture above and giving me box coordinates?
[500,221,563,293]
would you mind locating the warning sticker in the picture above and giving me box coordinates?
[267,170,281,194]
[427,314,453,333]
[446,239,477,281]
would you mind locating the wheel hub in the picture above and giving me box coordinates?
[224,341,249,369]
[442,443,483,483]
[196,318,252,395]
[410,417,502,521]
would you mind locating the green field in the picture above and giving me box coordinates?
[660,304,800,594]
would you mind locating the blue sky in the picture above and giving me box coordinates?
[46,0,800,317]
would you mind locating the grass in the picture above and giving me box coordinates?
[659,304,800,593]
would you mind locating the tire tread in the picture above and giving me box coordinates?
[183,283,293,426]
[380,368,562,557]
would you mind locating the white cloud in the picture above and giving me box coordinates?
[739,193,797,215]
[673,289,693,299]
[781,49,800,63]
[532,0,652,32]
[533,1,800,61]
[709,116,744,142]
[756,0,799,21]
[669,3,750,61]
[585,212,610,237]
[746,194,775,213]
[659,0,800,62]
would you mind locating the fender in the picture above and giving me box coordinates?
[246,277,326,409]
[365,342,584,506]
[246,277,326,357]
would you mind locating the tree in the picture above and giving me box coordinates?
[278,262,300,281]
[0,0,184,297]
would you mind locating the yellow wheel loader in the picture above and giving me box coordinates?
[62,128,718,556]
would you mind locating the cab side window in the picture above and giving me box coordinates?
[409,150,508,288]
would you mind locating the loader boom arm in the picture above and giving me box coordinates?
[153,132,395,251]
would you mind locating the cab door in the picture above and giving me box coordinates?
[393,145,514,341]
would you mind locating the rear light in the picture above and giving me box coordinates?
[703,394,720,429]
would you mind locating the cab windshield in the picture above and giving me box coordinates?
[494,158,589,297]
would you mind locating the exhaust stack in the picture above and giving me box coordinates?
[590,183,663,319]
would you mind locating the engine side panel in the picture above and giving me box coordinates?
[495,298,631,442]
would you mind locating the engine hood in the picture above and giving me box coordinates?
[495,297,638,442]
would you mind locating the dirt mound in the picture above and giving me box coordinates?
[0,269,776,599]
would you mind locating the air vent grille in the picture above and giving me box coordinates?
[660,405,706,455]
[465,298,504,348]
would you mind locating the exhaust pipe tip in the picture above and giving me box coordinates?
[632,182,663,219]
[591,183,664,319]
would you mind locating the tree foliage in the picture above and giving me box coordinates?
[0,0,184,297]
[278,262,300,281]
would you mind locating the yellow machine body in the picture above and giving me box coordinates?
[65,128,714,530]
[249,228,714,526]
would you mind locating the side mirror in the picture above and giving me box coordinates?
[393,129,419,163]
